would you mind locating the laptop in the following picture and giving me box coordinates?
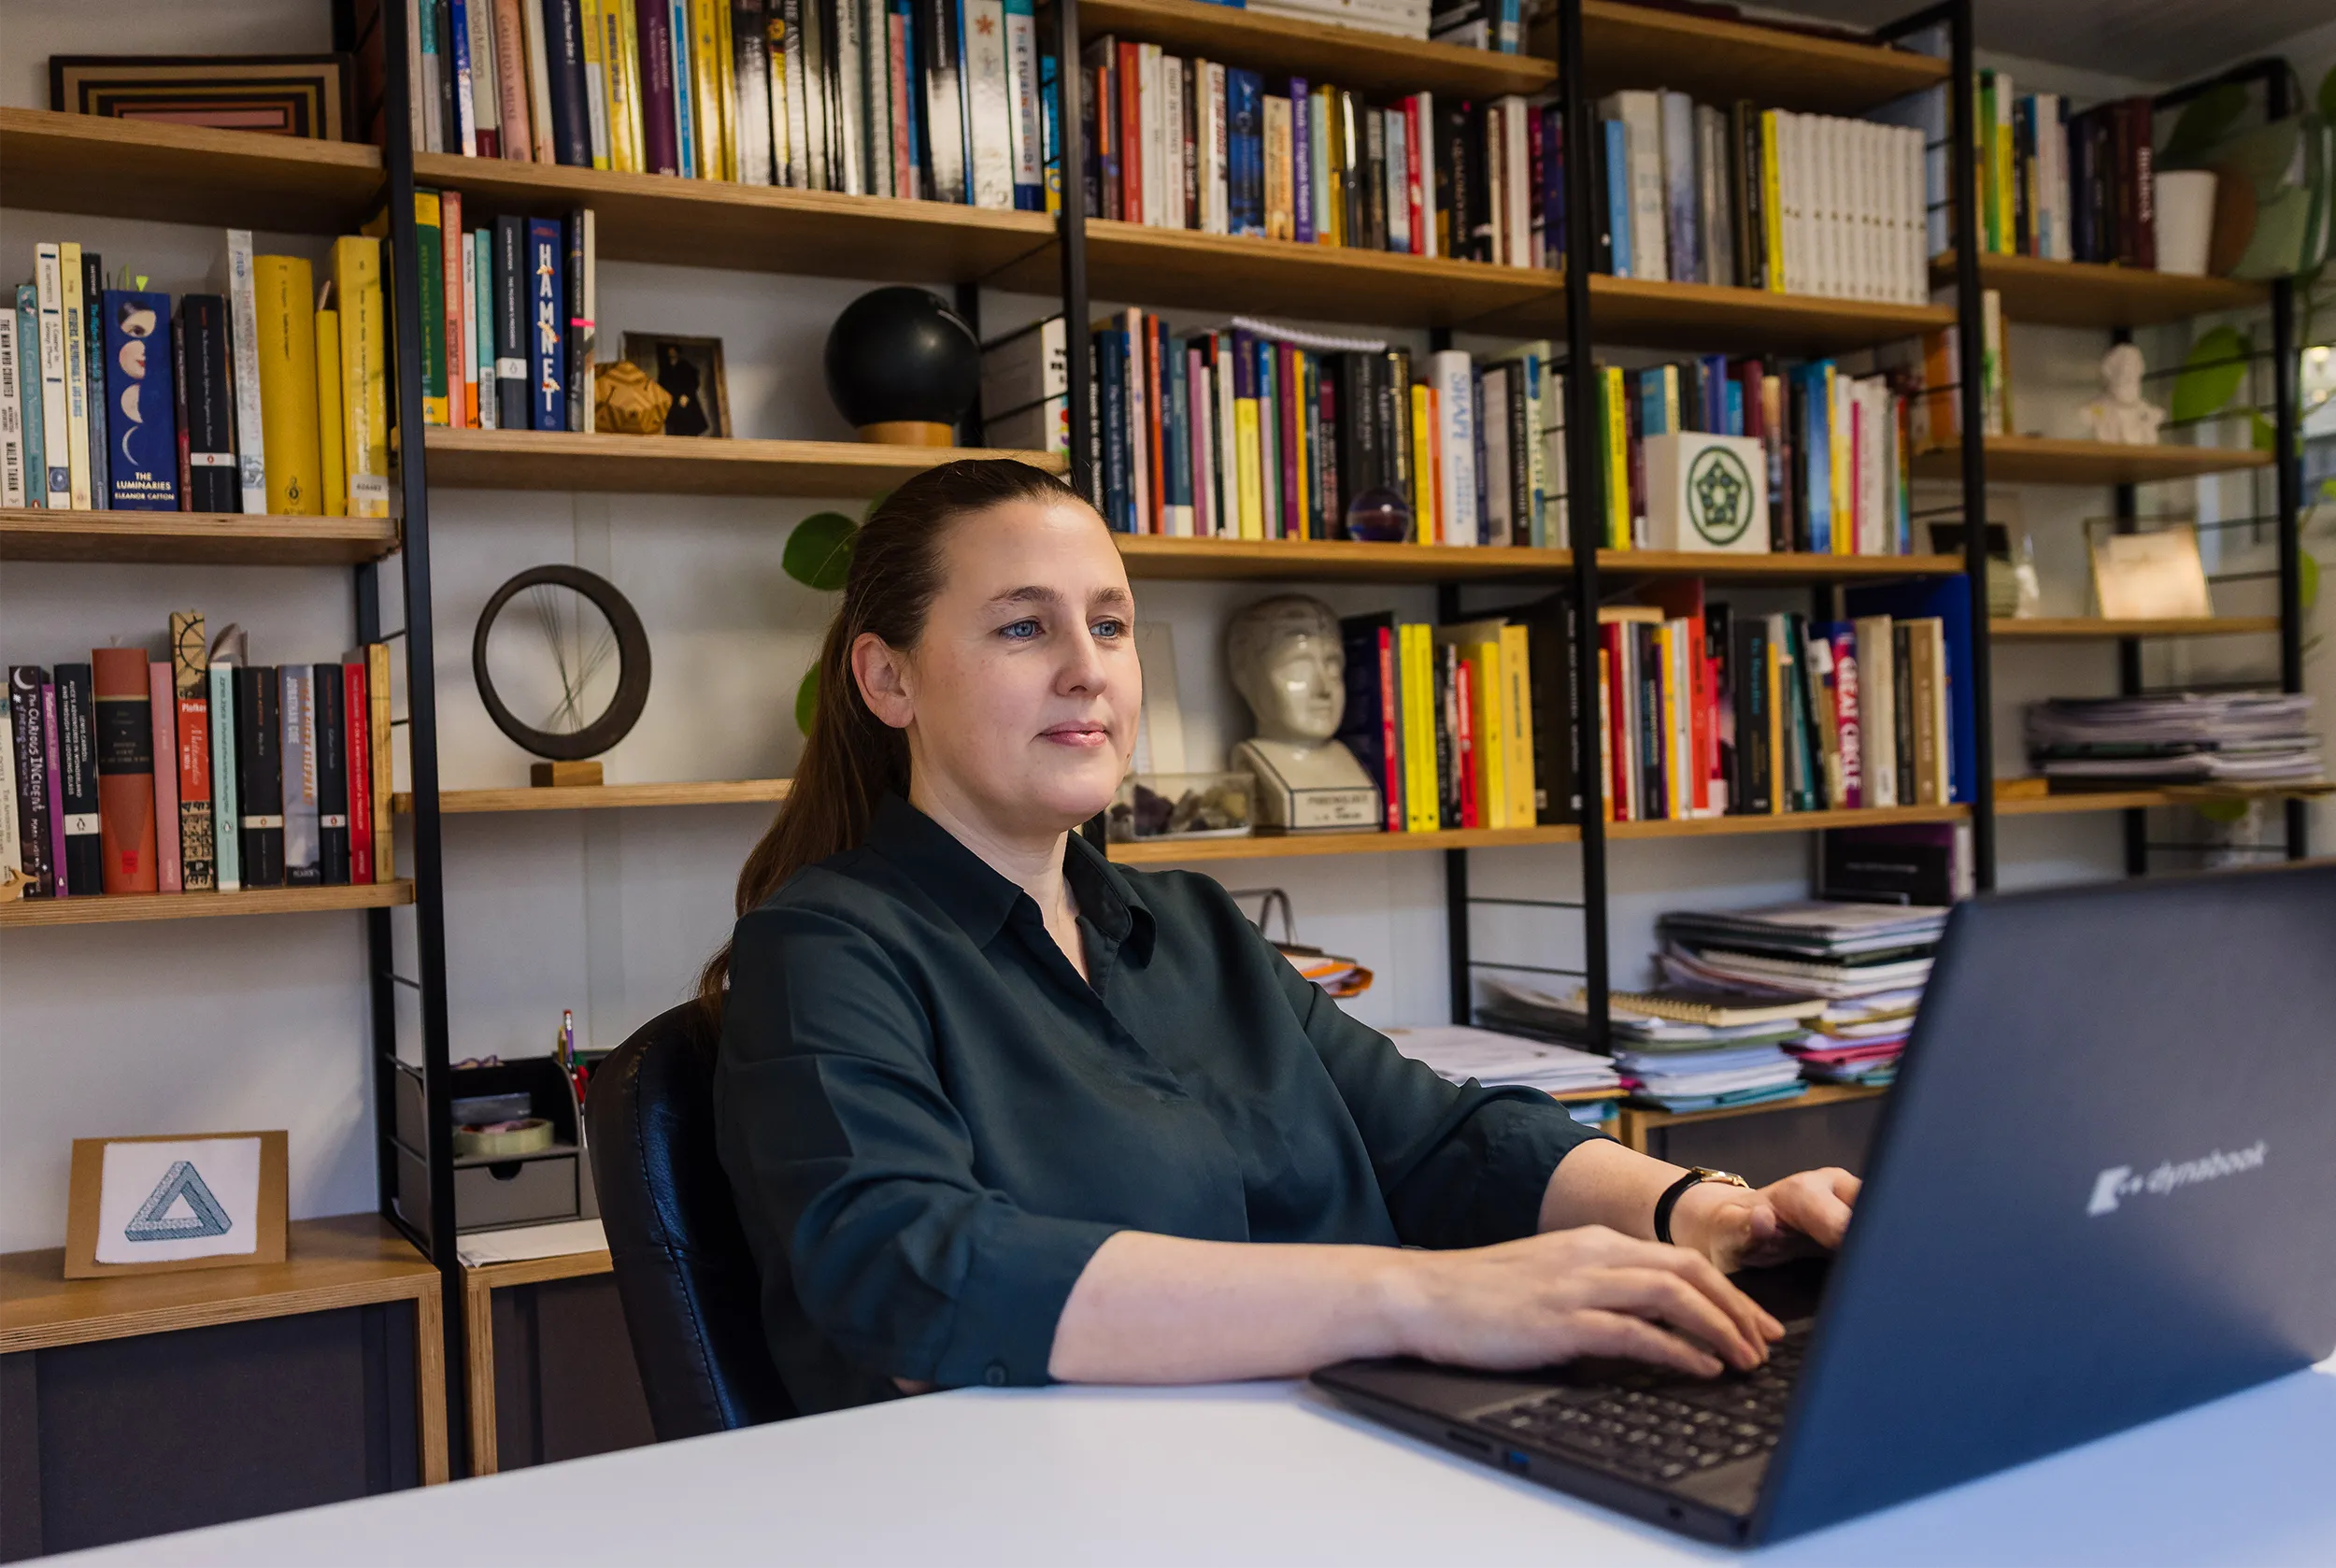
[1315,861,2336,1546]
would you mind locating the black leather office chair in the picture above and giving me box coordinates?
[586,1001,797,1439]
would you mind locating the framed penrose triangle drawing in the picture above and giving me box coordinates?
[64,1130,289,1279]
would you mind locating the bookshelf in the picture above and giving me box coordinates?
[1913,435,2275,486]
[1077,0,1558,98]
[1551,1,1947,113]
[425,430,1065,498]
[0,882,415,928]
[0,107,382,235]
[1931,251,2269,329]
[392,780,791,815]
[1989,617,2282,641]
[0,507,401,565]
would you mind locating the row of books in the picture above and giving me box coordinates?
[1911,288,2014,441]
[3,616,397,900]
[0,235,390,517]
[1587,592,1966,828]
[407,193,599,432]
[413,0,1054,209]
[1977,78,2161,267]
[1594,91,1930,304]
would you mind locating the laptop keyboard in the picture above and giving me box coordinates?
[1474,1320,1811,1485]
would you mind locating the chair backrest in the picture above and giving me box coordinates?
[586,1001,796,1439]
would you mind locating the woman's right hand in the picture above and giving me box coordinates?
[1383,1226,1785,1378]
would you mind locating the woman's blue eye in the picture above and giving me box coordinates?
[1092,618,1126,639]
[1000,619,1040,640]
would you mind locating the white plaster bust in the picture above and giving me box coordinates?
[1225,595,1376,827]
[2079,343,2168,447]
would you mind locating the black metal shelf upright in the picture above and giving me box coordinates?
[356,0,465,1478]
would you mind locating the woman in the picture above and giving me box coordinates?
[711,460,1859,1418]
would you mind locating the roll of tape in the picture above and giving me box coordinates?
[454,1118,554,1159]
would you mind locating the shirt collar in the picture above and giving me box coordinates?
[866,792,1155,960]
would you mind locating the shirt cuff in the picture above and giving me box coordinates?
[933,1213,1125,1390]
[1471,1091,1612,1246]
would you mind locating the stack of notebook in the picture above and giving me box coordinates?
[1382,1025,1626,1124]
[2025,692,2324,783]
[1655,902,1946,1090]
[1479,978,1821,1114]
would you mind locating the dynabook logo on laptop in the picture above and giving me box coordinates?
[2087,1142,2270,1216]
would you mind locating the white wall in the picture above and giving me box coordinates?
[8,4,2310,1254]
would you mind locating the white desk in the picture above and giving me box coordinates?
[62,1363,2336,1566]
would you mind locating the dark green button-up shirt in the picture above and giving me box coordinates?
[714,794,1604,1415]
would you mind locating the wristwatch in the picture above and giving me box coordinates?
[1653,1166,1752,1246]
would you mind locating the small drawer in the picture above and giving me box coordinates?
[453,1153,580,1230]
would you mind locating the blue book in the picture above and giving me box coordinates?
[1699,353,1729,432]
[1228,69,1263,237]
[82,252,108,510]
[1541,103,1565,264]
[528,219,567,432]
[1846,575,1977,805]
[541,0,591,165]
[1004,0,1042,209]
[1724,378,1745,437]
[1096,329,1131,529]
[449,0,476,150]
[16,286,44,508]
[670,0,698,178]
[1602,120,1631,278]
[1290,79,1313,245]
[100,291,178,510]
[1039,52,1061,212]
[1165,335,1189,524]
[1801,364,1831,554]
[1637,367,1666,438]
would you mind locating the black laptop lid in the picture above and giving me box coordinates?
[1759,862,2336,1543]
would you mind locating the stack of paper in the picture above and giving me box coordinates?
[2026,693,2324,782]
[1382,1025,1624,1116]
[1479,976,1816,1114]
[1658,902,1946,1001]
[1788,989,1921,1086]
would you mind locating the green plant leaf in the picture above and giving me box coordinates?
[862,490,890,522]
[795,664,819,734]
[2250,410,2278,450]
[2302,549,2320,612]
[2194,798,2251,825]
[2171,327,2253,424]
[2320,64,2336,125]
[2161,81,2249,165]
[783,512,858,591]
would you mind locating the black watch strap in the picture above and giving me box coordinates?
[1653,1167,1747,1245]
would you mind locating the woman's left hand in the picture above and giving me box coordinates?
[1667,1168,1861,1274]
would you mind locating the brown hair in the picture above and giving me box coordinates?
[696,458,1088,1014]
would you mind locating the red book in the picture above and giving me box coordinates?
[174,670,214,891]
[1602,623,1631,821]
[149,663,182,891]
[1830,625,1863,809]
[1118,41,1144,225]
[91,648,160,893]
[1278,343,1301,535]
[1687,612,1711,814]
[1375,625,1399,831]
[1147,316,1167,532]
[1405,97,1426,256]
[345,661,374,884]
[1455,656,1479,829]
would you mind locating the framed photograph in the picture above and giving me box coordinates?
[50,55,352,142]
[622,333,731,438]
[64,1131,289,1279]
[2090,522,2215,620]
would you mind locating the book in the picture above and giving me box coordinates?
[34,250,69,508]
[5,290,37,510]
[281,665,321,886]
[344,660,374,884]
[235,663,285,888]
[91,649,160,894]
[529,217,567,429]
[99,290,178,510]
[206,632,242,891]
[80,249,109,512]
[252,256,325,513]
[218,231,269,513]
[363,641,394,880]
[9,668,54,897]
[58,243,93,510]
[147,661,182,891]
[171,612,216,891]
[53,663,104,894]
[1337,610,1403,833]
[316,292,348,513]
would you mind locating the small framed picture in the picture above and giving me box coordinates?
[50,55,352,141]
[622,333,730,438]
[64,1131,289,1279]
[2089,521,2215,621]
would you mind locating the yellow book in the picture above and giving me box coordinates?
[1409,382,1435,539]
[1759,110,1785,292]
[1602,366,1630,550]
[367,642,394,879]
[1597,645,1614,823]
[1657,621,1680,819]
[331,236,391,519]
[314,302,347,517]
[1500,623,1535,827]
[1402,624,1440,833]
[692,0,728,181]
[578,0,611,169]
[610,0,644,171]
[1435,622,1506,829]
[252,255,323,515]
[715,0,740,181]
[59,241,92,510]
[1234,397,1263,540]
[1827,364,1849,553]
[1769,634,1787,816]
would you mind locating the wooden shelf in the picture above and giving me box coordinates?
[1541,2,1947,116]
[1914,436,2273,487]
[1,1214,437,1355]
[1934,252,2268,330]
[423,428,1062,498]
[1610,804,1964,839]
[1617,1082,1887,1146]
[1995,787,2179,816]
[1566,277,1949,356]
[0,880,412,928]
[1990,616,2280,641]
[1075,0,1555,99]
[0,107,384,234]
[1117,534,1572,582]
[0,506,399,565]
[1109,823,1582,863]
[414,150,1053,283]
[1600,549,1963,580]
[395,778,791,814]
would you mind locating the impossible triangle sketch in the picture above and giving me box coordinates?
[123,1160,235,1242]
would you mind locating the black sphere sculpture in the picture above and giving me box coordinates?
[822,286,981,447]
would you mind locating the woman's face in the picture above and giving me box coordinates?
[857,497,1142,841]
